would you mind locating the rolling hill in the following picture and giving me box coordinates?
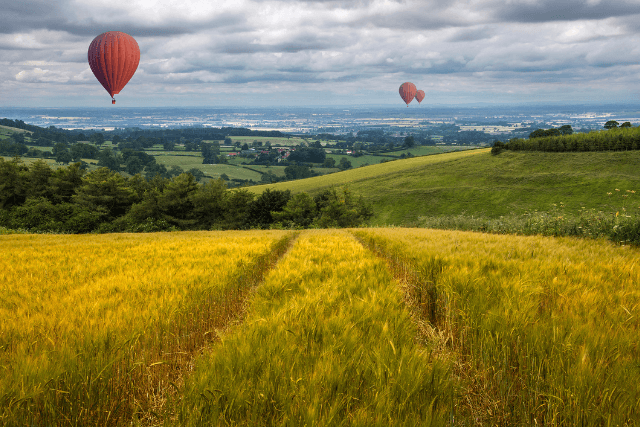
[249,148,640,226]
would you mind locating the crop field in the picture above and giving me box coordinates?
[0,230,294,425]
[151,153,208,168]
[2,228,639,425]
[353,228,640,425]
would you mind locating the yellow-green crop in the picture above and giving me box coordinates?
[0,230,293,425]
[354,228,640,425]
[3,227,640,426]
[180,230,455,426]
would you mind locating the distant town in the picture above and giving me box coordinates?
[2,104,640,143]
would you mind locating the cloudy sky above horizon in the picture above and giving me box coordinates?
[2,0,640,107]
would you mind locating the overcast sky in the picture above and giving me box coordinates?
[2,0,640,107]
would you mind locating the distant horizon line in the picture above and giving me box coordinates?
[3,102,640,110]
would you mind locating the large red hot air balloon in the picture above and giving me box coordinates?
[415,90,425,104]
[88,31,140,104]
[399,82,417,107]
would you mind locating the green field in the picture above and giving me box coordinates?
[324,145,475,168]
[250,149,640,226]
[0,125,30,135]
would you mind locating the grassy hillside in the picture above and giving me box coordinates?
[250,149,640,226]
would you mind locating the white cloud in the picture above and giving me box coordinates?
[1,0,640,106]
[15,67,70,83]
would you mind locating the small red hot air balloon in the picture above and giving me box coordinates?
[88,31,140,104]
[415,90,425,104]
[399,82,417,107]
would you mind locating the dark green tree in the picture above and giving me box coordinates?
[186,168,205,181]
[10,133,25,144]
[604,120,619,129]
[313,187,373,228]
[53,142,71,164]
[144,163,168,179]
[323,157,336,168]
[73,167,135,220]
[26,160,53,200]
[403,135,415,148]
[0,157,28,209]
[261,170,278,183]
[284,164,314,180]
[125,157,144,175]
[97,148,121,171]
[491,140,505,155]
[121,188,167,231]
[157,173,199,228]
[559,125,573,135]
[70,143,99,161]
[9,197,103,233]
[167,165,184,178]
[222,189,254,229]
[244,188,291,229]
[89,133,105,145]
[271,192,317,228]
[48,163,85,204]
[338,157,352,170]
[190,178,227,229]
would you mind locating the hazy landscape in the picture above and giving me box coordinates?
[3,0,640,424]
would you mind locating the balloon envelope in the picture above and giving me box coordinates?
[399,82,417,106]
[88,31,140,103]
[415,90,425,104]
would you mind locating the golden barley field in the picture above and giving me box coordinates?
[0,230,294,425]
[354,228,640,425]
[1,228,639,426]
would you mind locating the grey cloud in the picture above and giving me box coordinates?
[220,69,364,84]
[404,59,470,75]
[0,2,68,35]
[489,0,640,23]
[0,0,247,37]
[221,31,350,54]
[447,27,494,42]
[364,12,465,30]
[222,72,324,84]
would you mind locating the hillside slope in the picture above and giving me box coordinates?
[250,149,640,225]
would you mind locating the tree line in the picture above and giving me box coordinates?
[492,124,640,154]
[0,158,373,234]
[1,118,287,148]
